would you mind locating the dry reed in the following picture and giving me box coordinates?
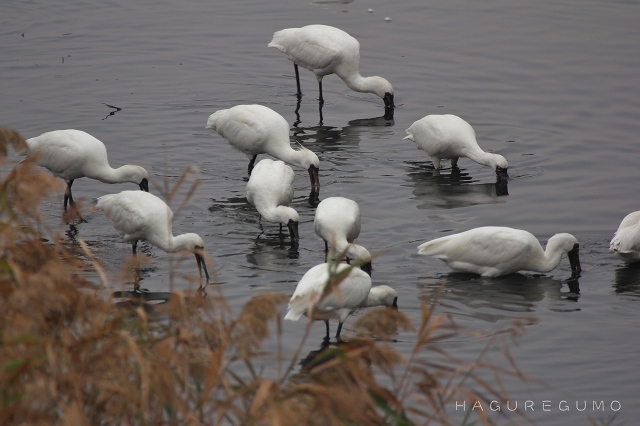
[0,127,531,425]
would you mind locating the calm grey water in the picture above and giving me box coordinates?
[3,0,640,423]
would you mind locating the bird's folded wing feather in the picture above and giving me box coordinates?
[419,229,531,267]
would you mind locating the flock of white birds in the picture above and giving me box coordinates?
[19,24,639,339]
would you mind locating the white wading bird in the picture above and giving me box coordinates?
[610,211,640,263]
[314,196,372,273]
[95,190,209,280]
[268,24,394,110]
[404,114,508,178]
[206,104,320,194]
[285,262,397,339]
[246,159,299,245]
[23,129,149,211]
[418,226,581,277]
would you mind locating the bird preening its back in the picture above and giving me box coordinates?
[418,226,581,277]
[268,24,394,115]
[285,262,397,339]
[404,114,508,178]
[95,190,209,280]
[23,129,149,213]
[206,104,320,195]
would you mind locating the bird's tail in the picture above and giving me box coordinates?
[402,129,414,141]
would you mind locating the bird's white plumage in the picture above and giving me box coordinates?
[246,159,299,226]
[95,190,204,255]
[25,129,149,186]
[404,115,508,172]
[268,25,394,101]
[418,226,579,277]
[285,263,372,323]
[314,196,370,262]
[610,211,640,263]
[206,104,319,172]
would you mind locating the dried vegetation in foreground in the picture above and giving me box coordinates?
[0,128,531,425]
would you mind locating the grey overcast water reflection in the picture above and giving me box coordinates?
[3,0,640,423]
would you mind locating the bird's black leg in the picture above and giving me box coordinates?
[318,80,324,105]
[294,64,302,95]
[324,320,330,340]
[324,240,329,262]
[132,240,138,255]
[335,322,343,339]
[248,155,258,175]
[64,179,75,211]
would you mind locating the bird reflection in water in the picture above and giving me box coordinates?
[418,272,581,324]
[407,163,509,210]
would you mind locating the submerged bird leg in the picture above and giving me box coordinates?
[248,155,258,175]
[294,64,302,95]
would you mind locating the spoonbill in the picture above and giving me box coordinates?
[268,24,394,110]
[314,196,372,273]
[610,211,640,263]
[418,226,581,277]
[95,190,209,280]
[285,262,398,339]
[206,104,320,195]
[246,159,299,246]
[24,129,149,211]
[404,114,508,178]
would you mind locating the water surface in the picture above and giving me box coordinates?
[2,0,640,423]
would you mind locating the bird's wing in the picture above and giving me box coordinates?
[271,28,341,71]
[95,192,170,242]
[25,130,102,177]
[207,108,268,153]
[418,228,534,268]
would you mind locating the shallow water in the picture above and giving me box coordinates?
[3,0,640,423]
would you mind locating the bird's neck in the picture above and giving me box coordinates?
[531,241,566,273]
[157,233,192,254]
[92,164,135,184]
[342,73,376,95]
[261,205,297,225]
[466,150,501,170]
